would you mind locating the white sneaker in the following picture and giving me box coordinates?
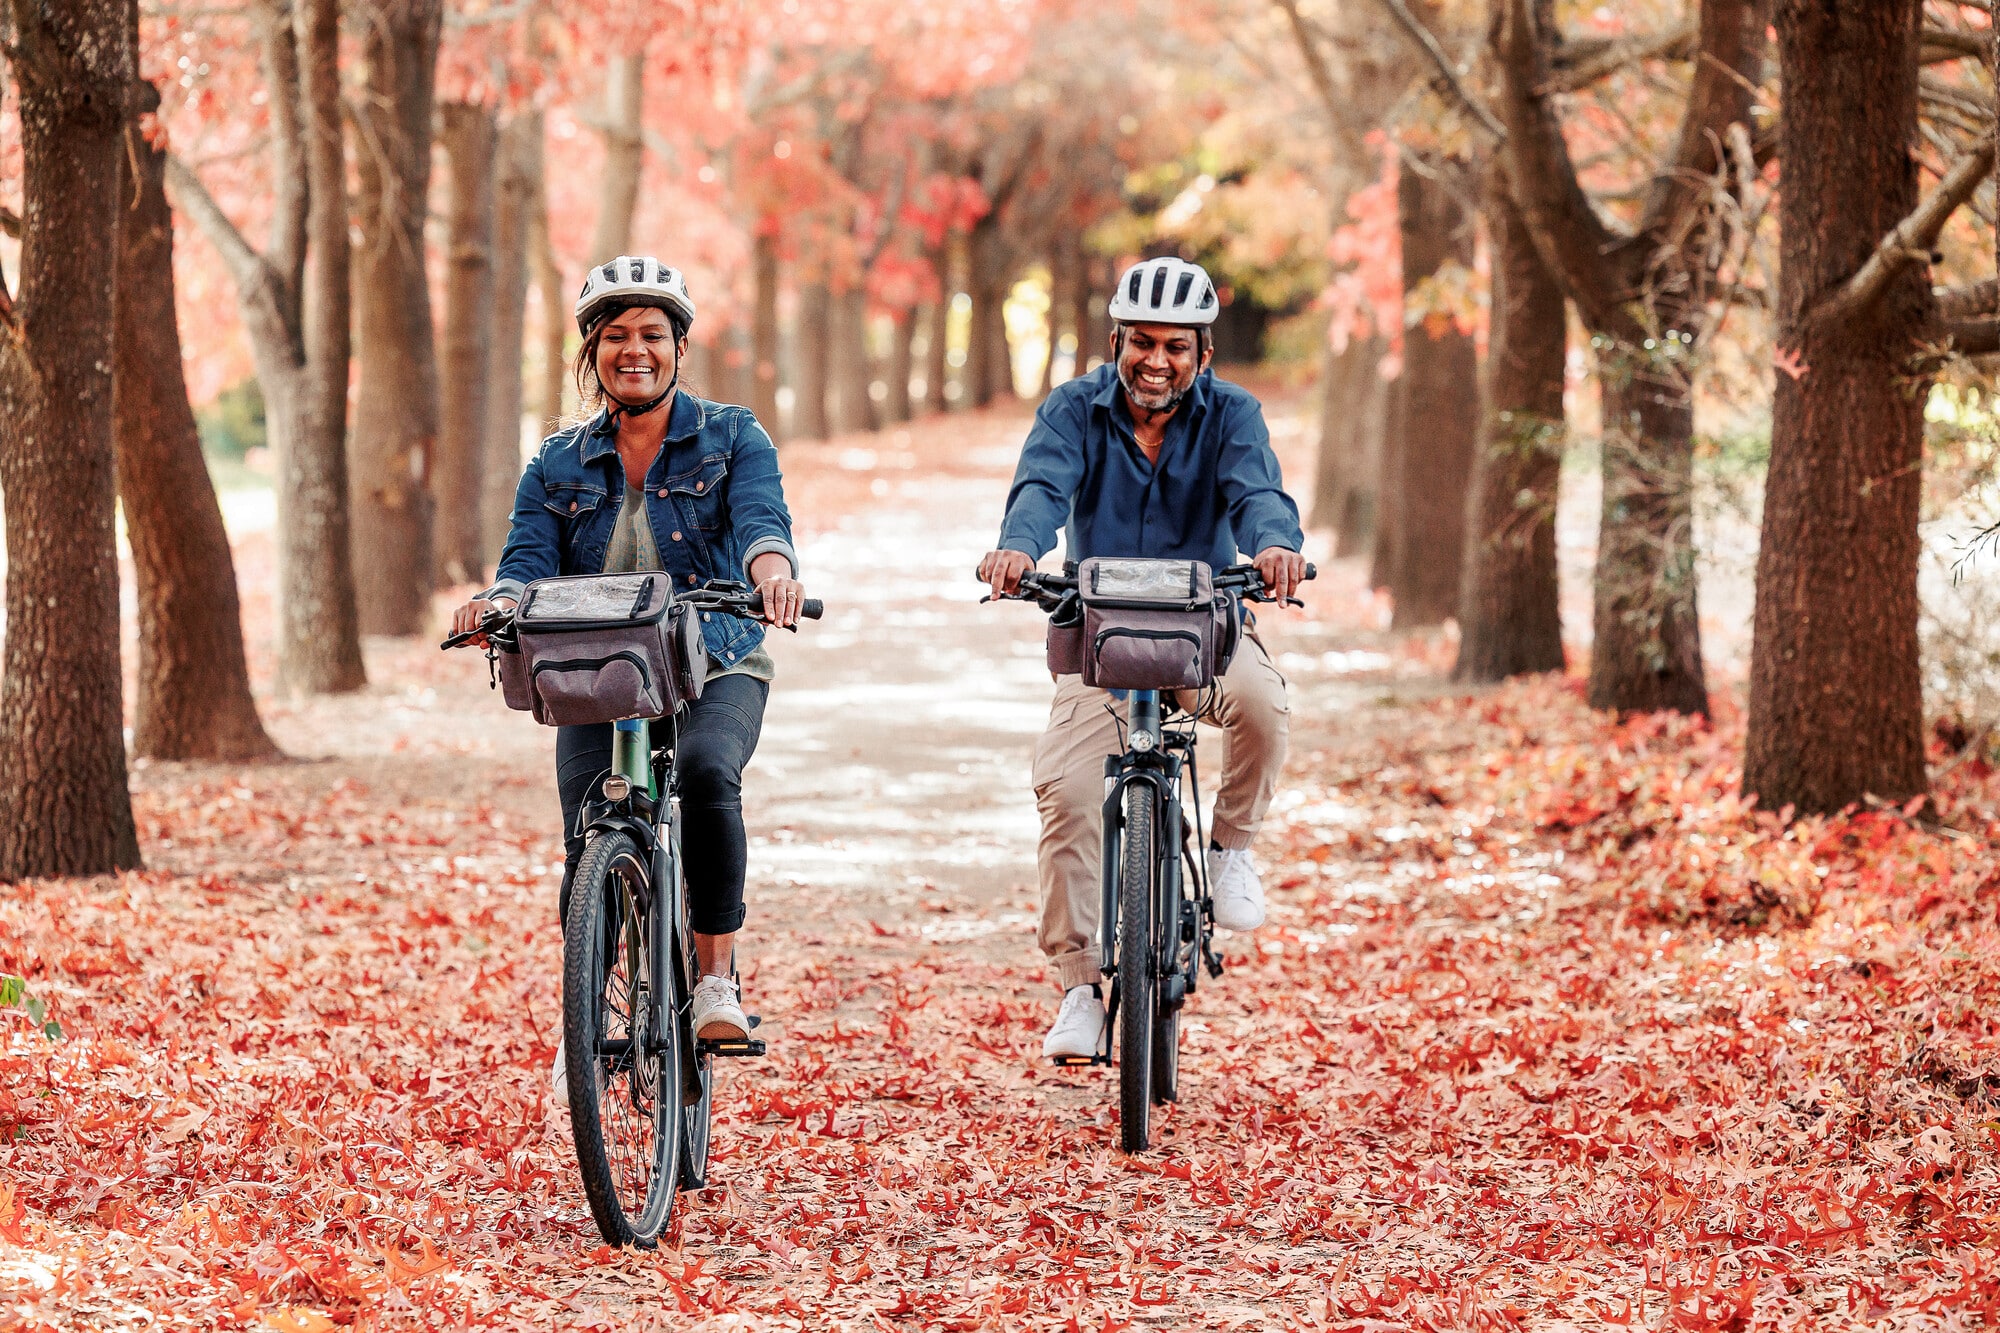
[691,973,749,1040]
[1042,985,1106,1060]
[549,1036,569,1109]
[1207,847,1267,932]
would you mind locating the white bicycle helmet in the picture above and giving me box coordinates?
[574,255,697,337]
[1106,257,1219,326]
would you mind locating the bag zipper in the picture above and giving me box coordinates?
[531,650,654,688]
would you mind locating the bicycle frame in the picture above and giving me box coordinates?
[1097,689,1216,990]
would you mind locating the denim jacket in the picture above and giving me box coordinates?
[483,393,798,669]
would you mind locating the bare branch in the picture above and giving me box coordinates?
[1541,20,1696,94]
[1811,140,1997,327]
[1923,26,1993,63]
[164,152,266,292]
[1937,277,1999,318]
[1365,0,1507,140]
[1947,317,2000,355]
[0,205,18,239]
[1272,0,1347,137]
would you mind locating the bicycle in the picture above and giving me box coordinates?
[992,561,1312,1152]
[443,579,822,1245]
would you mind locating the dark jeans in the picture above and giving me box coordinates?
[555,672,769,934]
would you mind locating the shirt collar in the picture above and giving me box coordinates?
[578,391,708,465]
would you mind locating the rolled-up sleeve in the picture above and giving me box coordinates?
[1216,399,1303,558]
[728,413,798,580]
[482,447,563,603]
[997,391,1087,561]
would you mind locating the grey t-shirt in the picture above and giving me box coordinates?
[604,480,774,684]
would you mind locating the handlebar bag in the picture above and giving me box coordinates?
[1077,557,1229,691]
[511,572,704,726]
[1045,598,1086,676]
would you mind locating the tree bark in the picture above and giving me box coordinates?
[794,281,832,439]
[484,109,538,560]
[436,101,498,585]
[1454,171,1567,682]
[829,285,875,434]
[885,309,914,423]
[1369,384,1404,592]
[290,0,366,692]
[589,52,644,263]
[1071,241,1099,374]
[924,298,950,414]
[1388,162,1479,629]
[968,215,1013,407]
[1309,335,1384,542]
[751,230,782,436]
[0,0,142,876]
[1494,0,1764,713]
[349,0,442,635]
[115,86,279,762]
[1040,247,1066,397]
[1744,0,1931,813]
[530,186,566,433]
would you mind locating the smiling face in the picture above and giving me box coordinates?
[1113,321,1210,415]
[592,306,684,405]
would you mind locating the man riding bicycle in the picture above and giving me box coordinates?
[978,256,1307,1062]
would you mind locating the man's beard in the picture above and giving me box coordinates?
[1118,362,1194,415]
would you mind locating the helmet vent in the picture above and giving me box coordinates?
[600,262,618,283]
[1149,266,1169,307]
[1126,269,1144,302]
[1173,272,1194,306]
[1199,285,1215,309]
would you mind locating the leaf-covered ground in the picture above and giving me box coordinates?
[7,404,2000,1330]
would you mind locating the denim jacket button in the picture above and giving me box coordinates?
[657,488,667,498]
[694,481,705,492]
[687,574,697,585]
[671,531,683,541]
[569,501,578,512]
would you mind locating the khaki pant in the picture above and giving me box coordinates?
[1030,636,1289,990]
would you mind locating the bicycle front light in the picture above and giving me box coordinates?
[1130,730,1155,753]
[601,775,633,801]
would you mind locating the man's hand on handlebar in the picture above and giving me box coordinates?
[978,549,1035,598]
[450,596,516,646]
[1253,547,1309,605]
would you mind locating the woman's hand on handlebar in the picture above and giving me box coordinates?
[449,596,515,646]
[749,552,807,629]
[1253,547,1310,604]
[978,549,1034,598]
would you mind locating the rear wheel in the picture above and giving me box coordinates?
[1117,785,1156,1152]
[564,831,680,1246]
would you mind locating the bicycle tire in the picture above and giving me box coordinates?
[679,1050,713,1190]
[1118,784,1156,1152]
[563,831,681,1246]
[1152,892,1184,1105]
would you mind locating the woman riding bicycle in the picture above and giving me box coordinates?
[450,256,804,1090]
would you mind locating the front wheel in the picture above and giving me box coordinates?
[1117,784,1157,1152]
[563,831,680,1246]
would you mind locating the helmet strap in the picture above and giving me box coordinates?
[602,343,682,427]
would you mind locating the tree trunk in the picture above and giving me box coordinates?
[589,52,644,262]
[794,281,832,439]
[1039,247,1065,397]
[1388,163,1479,629]
[350,0,442,635]
[1454,172,1567,682]
[1587,361,1707,713]
[1744,0,1929,813]
[1369,384,1404,592]
[885,309,914,423]
[530,190,567,433]
[1309,336,1375,535]
[484,109,538,560]
[289,0,367,692]
[751,231,782,435]
[829,285,875,434]
[1071,241,1099,373]
[1329,339,1390,558]
[436,101,498,585]
[924,299,950,414]
[115,87,279,762]
[0,0,142,876]
[968,216,1012,407]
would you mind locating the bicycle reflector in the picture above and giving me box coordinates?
[601,775,633,800]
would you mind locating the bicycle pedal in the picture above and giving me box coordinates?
[1049,1054,1109,1068]
[698,1036,766,1058]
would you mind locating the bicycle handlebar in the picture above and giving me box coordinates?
[440,582,822,651]
[983,561,1316,613]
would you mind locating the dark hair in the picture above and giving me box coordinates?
[1112,322,1213,364]
[573,302,694,411]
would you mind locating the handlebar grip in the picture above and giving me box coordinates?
[802,599,824,620]
[1304,562,1317,581]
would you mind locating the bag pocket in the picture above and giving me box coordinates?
[497,644,534,711]
[1046,605,1084,676]
[1086,626,1210,691]
[530,651,665,726]
[667,603,708,701]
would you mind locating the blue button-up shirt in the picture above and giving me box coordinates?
[996,365,1302,569]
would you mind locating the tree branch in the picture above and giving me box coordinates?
[1810,140,1997,328]
[163,152,266,292]
[1540,20,1696,93]
[1367,0,1507,140]
[1946,317,2000,355]
[1272,0,1348,139]
[0,205,18,239]
[1937,277,1999,319]
[1923,26,1992,63]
